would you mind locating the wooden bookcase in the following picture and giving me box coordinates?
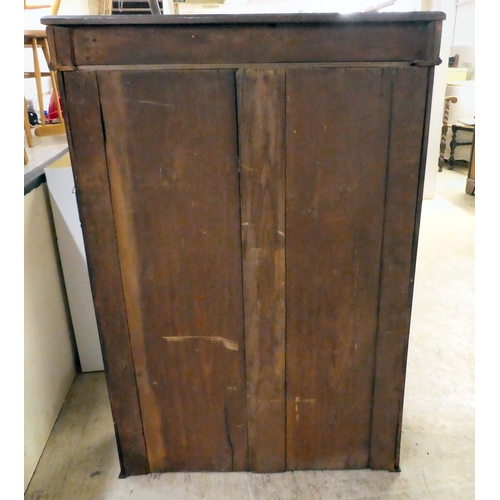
[44,12,445,476]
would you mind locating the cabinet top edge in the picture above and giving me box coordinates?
[42,11,446,27]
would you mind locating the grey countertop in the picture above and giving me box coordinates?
[24,134,69,194]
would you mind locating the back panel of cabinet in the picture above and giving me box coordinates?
[48,13,443,476]
[97,69,248,472]
[285,68,391,469]
[60,63,430,474]
[285,66,430,470]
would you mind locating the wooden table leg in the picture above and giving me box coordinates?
[465,138,475,195]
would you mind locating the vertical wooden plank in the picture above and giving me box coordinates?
[237,69,286,472]
[285,68,392,470]
[429,21,443,65]
[46,27,74,70]
[465,135,475,195]
[97,69,248,472]
[60,71,149,477]
[369,67,431,471]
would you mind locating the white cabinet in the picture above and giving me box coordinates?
[45,164,104,372]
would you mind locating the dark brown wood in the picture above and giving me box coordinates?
[70,23,434,67]
[43,14,445,71]
[285,68,392,470]
[96,69,248,472]
[43,12,446,26]
[429,17,444,64]
[237,69,286,472]
[46,26,74,70]
[48,13,444,475]
[466,138,475,195]
[369,67,431,471]
[60,71,149,477]
[449,123,475,169]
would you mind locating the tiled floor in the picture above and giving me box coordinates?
[24,166,475,500]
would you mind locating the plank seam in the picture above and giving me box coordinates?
[368,66,396,470]
[95,73,150,475]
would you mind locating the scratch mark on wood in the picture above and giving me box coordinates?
[241,164,256,172]
[353,263,360,298]
[163,335,239,351]
[136,100,172,108]
[295,396,316,422]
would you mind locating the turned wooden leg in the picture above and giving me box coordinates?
[438,123,448,172]
[448,124,457,170]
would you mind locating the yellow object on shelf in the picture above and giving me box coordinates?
[446,67,468,83]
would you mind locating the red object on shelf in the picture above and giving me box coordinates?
[47,88,62,123]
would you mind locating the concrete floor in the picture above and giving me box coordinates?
[25,166,475,500]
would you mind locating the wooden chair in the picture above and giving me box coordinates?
[449,118,475,170]
[24,0,65,137]
[465,136,475,195]
[438,96,457,172]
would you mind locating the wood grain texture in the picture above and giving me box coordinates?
[430,21,444,64]
[97,69,248,472]
[237,69,286,472]
[369,67,431,471]
[43,12,446,26]
[285,68,393,470]
[47,15,443,474]
[68,23,435,68]
[46,27,74,70]
[60,71,149,477]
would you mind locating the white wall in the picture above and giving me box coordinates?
[24,183,76,491]
[422,0,458,199]
[422,0,475,198]
[452,0,475,79]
